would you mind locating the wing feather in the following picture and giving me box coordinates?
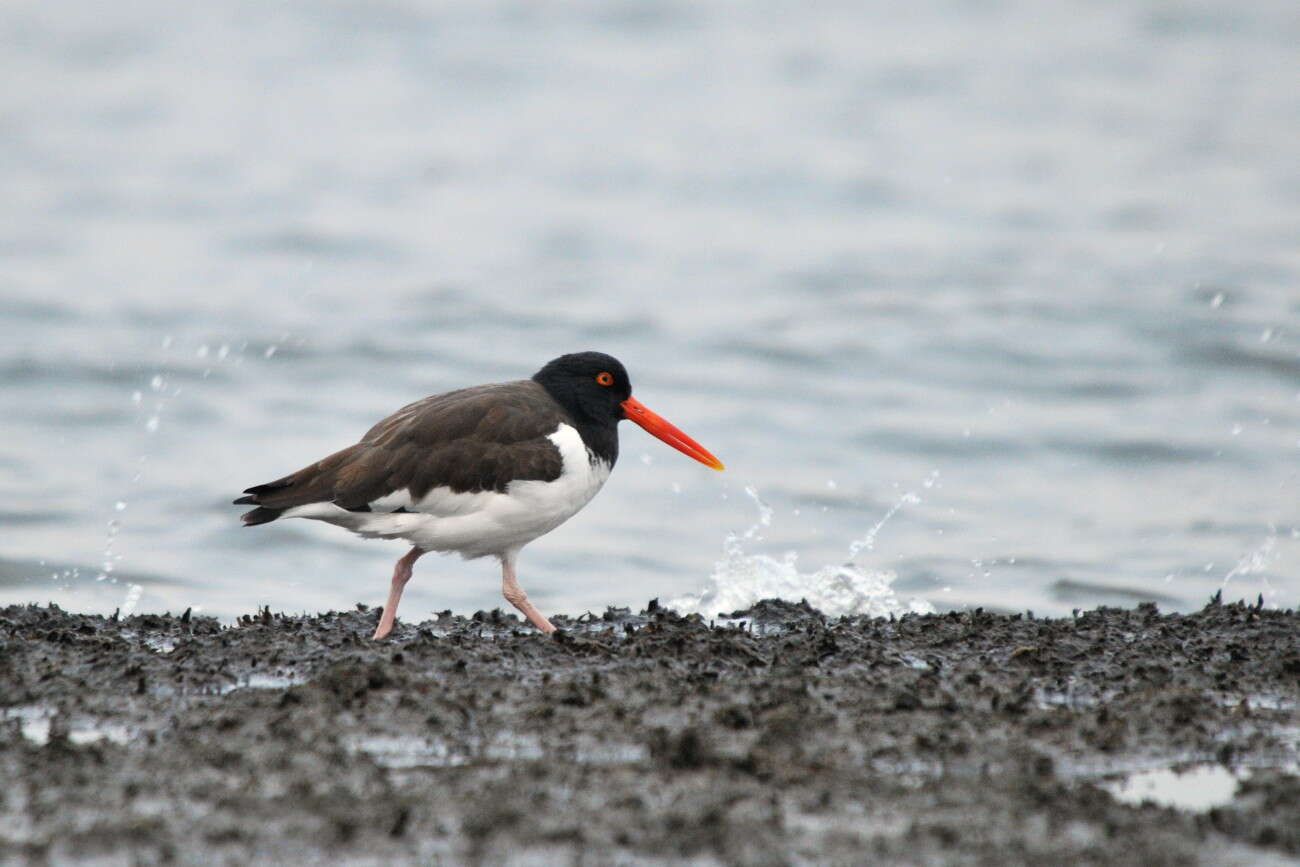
[236,381,570,523]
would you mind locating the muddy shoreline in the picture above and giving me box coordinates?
[2,598,1297,865]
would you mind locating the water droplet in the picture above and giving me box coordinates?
[114,501,127,512]
[1260,328,1275,343]
[149,375,164,391]
[131,391,143,404]
[741,486,774,536]
[264,346,277,358]
[145,416,160,433]
[1231,423,1243,436]
[826,480,837,490]
[1210,292,1225,308]
[196,344,210,359]
[161,335,174,349]
[120,584,144,617]
[217,343,230,360]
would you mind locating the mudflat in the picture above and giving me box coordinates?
[2,597,1297,865]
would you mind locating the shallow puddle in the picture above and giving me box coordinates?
[218,672,305,694]
[1102,764,1244,812]
[4,705,133,747]
[142,635,176,654]
[347,731,648,769]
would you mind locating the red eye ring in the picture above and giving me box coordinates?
[596,372,614,386]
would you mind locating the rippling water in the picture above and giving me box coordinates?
[2,0,1297,620]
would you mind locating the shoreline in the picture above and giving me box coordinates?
[2,598,1298,865]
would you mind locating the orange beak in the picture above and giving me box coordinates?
[621,396,725,471]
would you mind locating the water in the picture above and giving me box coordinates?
[1102,764,1245,813]
[669,485,935,618]
[1,0,1297,621]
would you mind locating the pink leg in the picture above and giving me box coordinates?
[373,546,425,639]
[501,552,555,633]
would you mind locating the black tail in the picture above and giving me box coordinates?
[232,447,357,527]
[234,479,293,526]
[239,505,284,526]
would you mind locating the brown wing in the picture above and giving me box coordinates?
[235,380,568,524]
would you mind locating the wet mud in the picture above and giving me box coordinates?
[2,597,1298,865]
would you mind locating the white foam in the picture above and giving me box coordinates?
[668,485,934,619]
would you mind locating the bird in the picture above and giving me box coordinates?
[234,351,724,638]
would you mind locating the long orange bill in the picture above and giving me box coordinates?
[621,396,725,471]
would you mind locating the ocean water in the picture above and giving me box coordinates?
[2,0,1297,622]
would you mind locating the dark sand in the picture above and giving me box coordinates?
[2,597,1297,865]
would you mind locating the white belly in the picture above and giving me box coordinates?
[282,424,611,559]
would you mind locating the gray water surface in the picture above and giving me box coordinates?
[2,0,1297,620]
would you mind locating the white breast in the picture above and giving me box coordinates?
[283,424,611,559]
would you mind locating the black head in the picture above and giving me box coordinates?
[532,351,632,426]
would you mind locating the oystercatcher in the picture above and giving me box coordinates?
[234,351,724,638]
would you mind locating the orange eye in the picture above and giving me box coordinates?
[596,371,614,386]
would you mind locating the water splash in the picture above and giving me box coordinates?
[1222,531,1280,605]
[94,518,122,582]
[119,583,144,617]
[668,483,934,619]
[96,343,173,584]
[1223,536,1276,584]
[847,470,936,559]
